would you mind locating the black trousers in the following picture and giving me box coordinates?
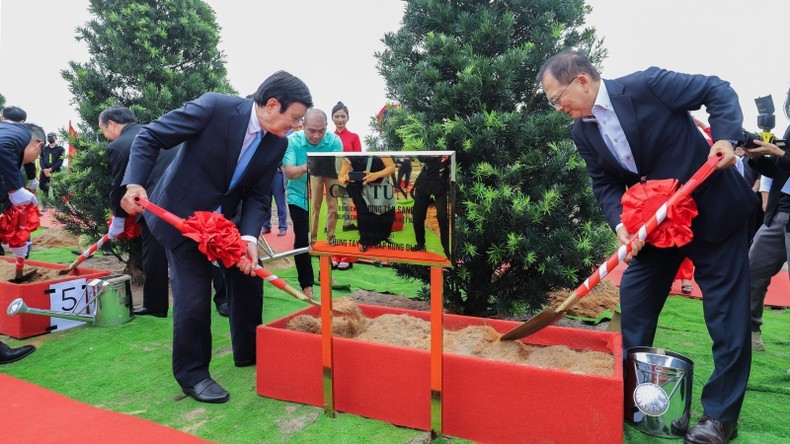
[620,227,751,421]
[166,240,262,388]
[288,204,313,290]
[140,217,170,313]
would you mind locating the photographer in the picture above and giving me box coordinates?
[742,88,790,356]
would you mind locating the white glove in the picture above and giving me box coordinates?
[8,188,38,206]
[27,179,39,191]
[9,245,28,258]
[108,216,125,239]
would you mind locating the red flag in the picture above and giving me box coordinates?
[68,120,78,157]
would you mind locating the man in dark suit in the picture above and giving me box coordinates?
[39,131,65,209]
[539,51,756,444]
[121,71,312,404]
[100,105,177,318]
[0,120,45,364]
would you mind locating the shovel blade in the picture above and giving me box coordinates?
[499,307,567,341]
[9,270,36,284]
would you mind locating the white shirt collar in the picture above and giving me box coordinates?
[592,80,613,115]
[247,102,264,136]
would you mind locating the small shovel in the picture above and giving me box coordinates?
[58,233,111,276]
[9,256,35,284]
[500,154,721,341]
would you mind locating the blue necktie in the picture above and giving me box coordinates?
[217,131,261,213]
[229,130,261,190]
[781,178,790,195]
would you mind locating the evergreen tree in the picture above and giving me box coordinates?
[376,0,616,315]
[53,0,235,271]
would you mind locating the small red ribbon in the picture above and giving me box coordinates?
[0,203,41,247]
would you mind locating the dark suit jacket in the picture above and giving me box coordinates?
[571,67,757,242]
[123,93,286,249]
[0,121,30,211]
[107,123,179,218]
[748,125,790,226]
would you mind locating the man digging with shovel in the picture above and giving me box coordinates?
[0,120,44,365]
[538,51,757,444]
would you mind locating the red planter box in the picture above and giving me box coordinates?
[0,257,110,339]
[257,304,623,444]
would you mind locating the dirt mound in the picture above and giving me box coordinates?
[547,279,619,319]
[33,226,80,249]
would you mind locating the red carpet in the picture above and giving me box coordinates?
[604,264,790,307]
[0,374,211,443]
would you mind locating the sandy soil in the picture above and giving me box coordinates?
[286,297,615,376]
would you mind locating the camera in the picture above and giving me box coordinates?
[349,171,366,182]
[740,95,786,149]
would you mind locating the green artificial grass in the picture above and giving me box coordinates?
[3,241,790,442]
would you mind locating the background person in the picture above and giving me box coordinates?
[539,50,756,444]
[306,110,343,246]
[100,105,176,318]
[121,71,312,404]
[282,108,342,299]
[39,131,64,210]
[741,90,790,354]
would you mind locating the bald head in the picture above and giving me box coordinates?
[303,108,328,146]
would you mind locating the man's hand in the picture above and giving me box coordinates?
[43,168,52,178]
[27,179,39,191]
[710,140,737,169]
[108,216,125,239]
[236,239,260,276]
[121,185,148,214]
[615,225,645,263]
[8,188,38,207]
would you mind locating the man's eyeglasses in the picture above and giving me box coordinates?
[547,77,578,108]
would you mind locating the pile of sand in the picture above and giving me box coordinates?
[0,259,63,283]
[286,297,614,376]
[547,279,620,319]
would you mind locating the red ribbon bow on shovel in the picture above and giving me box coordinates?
[0,203,41,283]
[135,197,318,306]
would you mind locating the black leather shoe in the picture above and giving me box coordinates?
[684,416,738,444]
[234,358,256,367]
[216,302,228,317]
[0,342,36,364]
[133,307,167,318]
[342,224,358,231]
[182,377,229,404]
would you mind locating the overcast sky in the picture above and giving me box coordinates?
[1,0,788,144]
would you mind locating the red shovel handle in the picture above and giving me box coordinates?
[136,197,317,305]
[134,197,184,230]
[565,153,721,307]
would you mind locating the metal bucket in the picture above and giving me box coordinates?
[625,346,693,438]
[90,274,134,327]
